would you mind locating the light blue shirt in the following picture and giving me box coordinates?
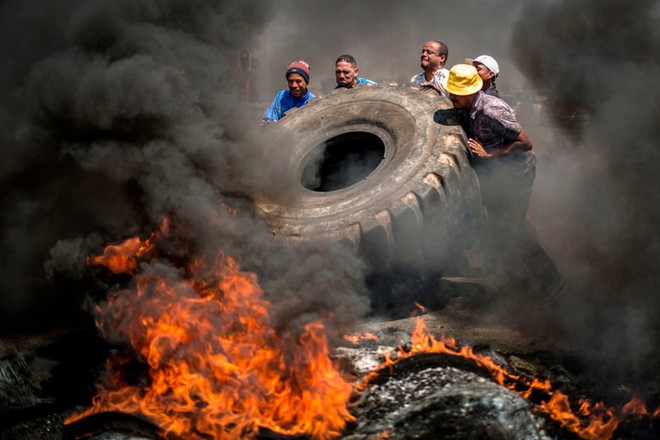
[263,89,316,121]
[334,77,378,89]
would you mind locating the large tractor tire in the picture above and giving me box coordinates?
[255,84,482,278]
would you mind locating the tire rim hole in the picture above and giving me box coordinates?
[302,131,385,192]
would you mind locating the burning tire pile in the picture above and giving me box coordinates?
[347,359,548,439]
[2,307,659,440]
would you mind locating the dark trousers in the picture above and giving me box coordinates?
[476,158,562,293]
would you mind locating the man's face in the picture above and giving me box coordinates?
[420,41,445,72]
[473,62,494,84]
[449,93,474,110]
[335,61,358,88]
[287,73,308,98]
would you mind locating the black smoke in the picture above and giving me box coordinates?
[4,0,660,399]
[259,0,660,395]
[0,0,369,337]
[511,0,660,389]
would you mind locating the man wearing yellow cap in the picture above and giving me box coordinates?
[446,64,562,300]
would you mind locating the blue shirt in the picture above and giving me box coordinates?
[263,89,316,121]
[334,77,378,89]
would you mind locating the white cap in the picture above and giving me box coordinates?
[473,55,499,77]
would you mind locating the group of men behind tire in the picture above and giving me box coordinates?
[262,40,564,305]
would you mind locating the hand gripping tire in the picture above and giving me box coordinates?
[255,84,482,275]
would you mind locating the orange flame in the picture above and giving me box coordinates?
[360,317,660,440]
[74,221,659,439]
[69,226,355,439]
[621,391,649,416]
[88,219,169,274]
[542,393,618,439]
[89,236,154,274]
[343,332,379,345]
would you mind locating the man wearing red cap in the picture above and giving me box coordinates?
[263,60,316,123]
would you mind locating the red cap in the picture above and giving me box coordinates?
[286,60,310,83]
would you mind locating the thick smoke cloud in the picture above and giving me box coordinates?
[0,0,369,336]
[0,0,527,331]
[3,0,659,394]
[511,0,660,386]
[258,0,660,388]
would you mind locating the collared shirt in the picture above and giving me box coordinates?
[334,77,378,89]
[263,89,316,121]
[410,68,449,97]
[468,91,535,172]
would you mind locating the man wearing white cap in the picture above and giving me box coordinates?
[472,54,500,98]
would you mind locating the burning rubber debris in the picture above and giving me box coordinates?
[1,1,659,440]
[341,318,660,440]
[53,223,658,440]
[66,219,356,439]
[349,364,548,439]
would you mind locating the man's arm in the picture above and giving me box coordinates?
[468,129,533,159]
[262,91,284,122]
[419,82,444,96]
[493,128,533,156]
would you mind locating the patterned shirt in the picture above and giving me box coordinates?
[468,91,535,172]
[263,89,316,121]
[410,68,449,97]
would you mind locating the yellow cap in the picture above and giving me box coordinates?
[445,64,483,96]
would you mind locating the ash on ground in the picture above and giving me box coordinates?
[345,361,550,440]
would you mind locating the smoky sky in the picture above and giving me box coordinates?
[510,0,660,386]
[0,0,370,338]
[260,0,526,96]
[260,0,660,387]
[2,0,660,391]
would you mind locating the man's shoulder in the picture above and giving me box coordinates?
[273,89,292,100]
[357,77,378,86]
[477,92,514,113]
[433,68,449,86]
[475,93,519,127]
[484,86,501,98]
[410,72,424,83]
[303,90,317,101]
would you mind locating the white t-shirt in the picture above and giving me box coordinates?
[410,68,449,97]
